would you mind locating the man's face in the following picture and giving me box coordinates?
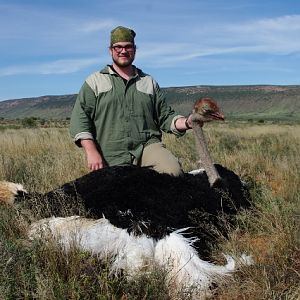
[110,42,136,67]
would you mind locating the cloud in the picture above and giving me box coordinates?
[223,14,300,54]
[0,3,117,42]
[136,14,300,68]
[78,20,116,33]
[0,58,101,76]
[232,14,300,31]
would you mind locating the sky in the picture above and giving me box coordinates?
[1,0,300,101]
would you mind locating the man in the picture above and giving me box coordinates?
[70,26,194,176]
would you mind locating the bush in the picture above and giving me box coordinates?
[21,117,38,128]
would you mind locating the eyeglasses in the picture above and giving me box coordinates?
[111,44,135,53]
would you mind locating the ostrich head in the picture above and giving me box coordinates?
[192,97,224,123]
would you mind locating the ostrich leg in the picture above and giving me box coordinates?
[191,116,221,187]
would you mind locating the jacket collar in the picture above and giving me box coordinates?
[100,65,146,78]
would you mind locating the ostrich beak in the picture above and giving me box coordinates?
[210,112,225,121]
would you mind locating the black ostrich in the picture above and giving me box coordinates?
[22,164,250,251]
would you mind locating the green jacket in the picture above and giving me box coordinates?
[70,65,184,166]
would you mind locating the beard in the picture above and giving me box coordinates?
[112,54,135,68]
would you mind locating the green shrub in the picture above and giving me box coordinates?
[21,117,38,128]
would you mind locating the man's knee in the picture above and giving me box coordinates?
[141,142,183,176]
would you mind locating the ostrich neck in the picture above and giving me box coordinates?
[191,116,221,186]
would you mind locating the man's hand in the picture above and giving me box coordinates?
[86,149,106,171]
[80,139,107,171]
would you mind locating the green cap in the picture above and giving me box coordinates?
[110,26,136,45]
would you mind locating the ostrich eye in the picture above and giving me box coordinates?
[203,107,213,113]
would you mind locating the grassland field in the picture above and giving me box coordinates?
[0,121,299,299]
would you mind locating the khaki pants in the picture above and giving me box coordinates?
[137,142,183,176]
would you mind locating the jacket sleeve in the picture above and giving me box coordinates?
[69,82,97,146]
[153,81,185,137]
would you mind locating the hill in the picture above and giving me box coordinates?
[0,94,76,120]
[164,85,300,121]
[1,85,300,121]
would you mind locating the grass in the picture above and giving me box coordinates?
[0,122,299,299]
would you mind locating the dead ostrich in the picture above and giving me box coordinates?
[0,97,252,294]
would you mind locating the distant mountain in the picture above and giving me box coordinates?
[1,85,300,121]
[164,85,300,121]
[0,94,76,120]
